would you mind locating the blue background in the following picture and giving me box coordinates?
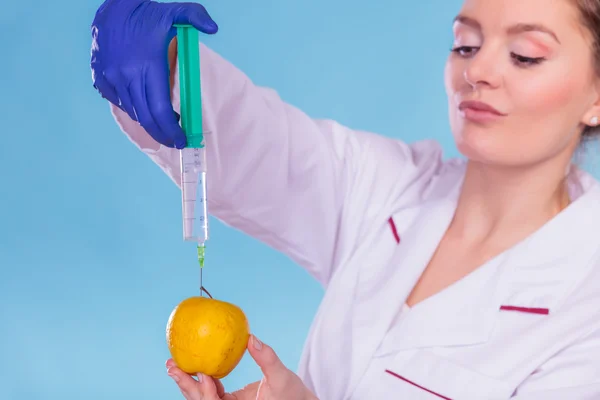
[2,0,598,399]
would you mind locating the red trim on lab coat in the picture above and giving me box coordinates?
[385,369,452,399]
[500,305,549,315]
[388,217,400,243]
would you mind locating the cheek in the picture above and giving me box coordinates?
[506,64,591,156]
[511,70,583,119]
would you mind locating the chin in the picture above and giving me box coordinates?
[453,128,525,167]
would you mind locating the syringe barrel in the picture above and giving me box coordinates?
[180,147,208,243]
[175,24,208,244]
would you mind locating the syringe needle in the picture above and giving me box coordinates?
[197,243,205,296]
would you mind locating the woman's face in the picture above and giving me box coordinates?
[445,0,600,168]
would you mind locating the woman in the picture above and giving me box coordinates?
[91,0,600,398]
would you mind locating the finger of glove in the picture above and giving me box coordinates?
[114,79,138,122]
[145,62,187,149]
[93,74,121,109]
[171,3,218,34]
[129,72,174,147]
[102,68,135,119]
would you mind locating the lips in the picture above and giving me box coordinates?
[458,100,506,116]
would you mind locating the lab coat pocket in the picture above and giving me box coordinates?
[380,350,514,400]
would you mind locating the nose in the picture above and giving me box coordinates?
[463,48,502,90]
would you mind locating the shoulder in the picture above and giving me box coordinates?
[337,131,466,242]
[532,168,600,343]
[336,128,467,205]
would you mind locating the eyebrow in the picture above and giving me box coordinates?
[453,15,561,44]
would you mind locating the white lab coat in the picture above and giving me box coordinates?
[109,43,600,399]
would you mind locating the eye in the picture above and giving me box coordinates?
[510,52,546,67]
[450,46,479,58]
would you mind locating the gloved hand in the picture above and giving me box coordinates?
[90,0,218,149]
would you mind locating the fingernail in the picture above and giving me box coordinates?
[197,373,204,383]
[252,335,263,351]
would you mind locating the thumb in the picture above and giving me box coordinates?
[248,335,290,384]
[170,2,219,34]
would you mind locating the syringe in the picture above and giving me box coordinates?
[175,24,209,295]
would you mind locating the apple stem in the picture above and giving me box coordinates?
[201,286,213,299]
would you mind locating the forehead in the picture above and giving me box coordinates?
[457,0,581,34]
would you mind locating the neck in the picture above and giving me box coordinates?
[449,158,572,247]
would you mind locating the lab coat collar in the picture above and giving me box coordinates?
[346,166,600,396]
[347,193,459,397]
[499,168,600,312]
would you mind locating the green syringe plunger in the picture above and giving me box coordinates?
[175,24,204,149]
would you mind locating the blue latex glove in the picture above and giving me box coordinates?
[90,0,218,148]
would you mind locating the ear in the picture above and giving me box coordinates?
[581,78,600,128]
